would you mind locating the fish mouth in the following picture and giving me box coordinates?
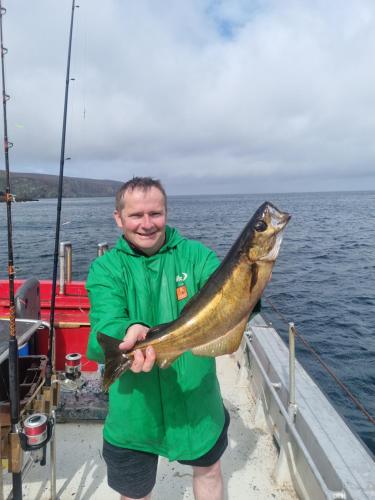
[261,231,284,261]
[259,203,291,261]
[267,203,291,231]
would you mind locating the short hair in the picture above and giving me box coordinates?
[115,176,167,211]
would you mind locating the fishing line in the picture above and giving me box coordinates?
[264,295,375,427]
[81,0,88,122]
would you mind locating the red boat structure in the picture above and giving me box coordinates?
[0,252,108,498]
[0,279,95,374]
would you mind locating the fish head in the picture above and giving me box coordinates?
[246,202,291,262]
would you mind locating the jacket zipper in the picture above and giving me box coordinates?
[143,258,155,325]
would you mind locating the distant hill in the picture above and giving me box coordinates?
[0,170,123,201]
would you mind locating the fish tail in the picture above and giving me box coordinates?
[97,332,134,391]
[102,352,133,392]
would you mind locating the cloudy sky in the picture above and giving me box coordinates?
[2,0,375,194]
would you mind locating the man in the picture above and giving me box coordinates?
[86,177,229,500]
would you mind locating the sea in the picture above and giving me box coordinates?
[1,191,374,455]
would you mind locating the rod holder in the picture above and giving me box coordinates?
[59,241,72,294]
[288,322,298,420]
[97,242,109,257]
[65,243,72,283]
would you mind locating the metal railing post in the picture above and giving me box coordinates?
[97,242,108,257]
[59,241,72,293]
[50,409,56,500]
[64,242,72,283]
[59,242,65,294]
[288,322,298,420]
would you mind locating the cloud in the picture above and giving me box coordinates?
[2,0,375,193]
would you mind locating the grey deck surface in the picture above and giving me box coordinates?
[2,355,296,499]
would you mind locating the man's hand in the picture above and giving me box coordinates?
[119,324,156,373]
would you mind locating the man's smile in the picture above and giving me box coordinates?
[137,232,158,238]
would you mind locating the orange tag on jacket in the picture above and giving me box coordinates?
[176,285,188,301]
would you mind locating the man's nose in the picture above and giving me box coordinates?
[141,215,153,228]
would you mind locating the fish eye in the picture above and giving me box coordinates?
[254,220,267,232]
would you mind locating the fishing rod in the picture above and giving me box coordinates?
[0,1,22,498]
[47,0,79,386]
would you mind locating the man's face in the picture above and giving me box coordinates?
[114,186,167,256]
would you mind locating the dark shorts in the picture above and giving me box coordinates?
[102,408,230,499]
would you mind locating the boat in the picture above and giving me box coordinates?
[0,2,374,499]
[0,248,374,498]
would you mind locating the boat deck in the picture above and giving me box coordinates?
[2,355,297,499]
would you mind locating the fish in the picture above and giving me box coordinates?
[98,201,290,390]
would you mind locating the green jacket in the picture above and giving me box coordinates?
[86,226,225,460]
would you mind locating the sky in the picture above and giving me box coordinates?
[2,0,375,194]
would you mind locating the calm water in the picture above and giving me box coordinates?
[1,192,374,454]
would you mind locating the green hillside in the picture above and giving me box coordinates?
[0,171,123,201]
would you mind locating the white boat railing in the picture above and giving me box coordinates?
[244,314,375,500]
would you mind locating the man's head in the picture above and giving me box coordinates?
[114,177,167,256]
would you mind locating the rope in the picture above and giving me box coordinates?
[264,295,375,427]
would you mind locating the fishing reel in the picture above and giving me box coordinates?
[61,353,85,391]
[65,352,82,380]
[19,413,55,465]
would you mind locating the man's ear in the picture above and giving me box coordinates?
[113,210,123,229]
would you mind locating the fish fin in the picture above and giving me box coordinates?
[97,333,133,391]
[249,263,259,292]
[191,317,248,358]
